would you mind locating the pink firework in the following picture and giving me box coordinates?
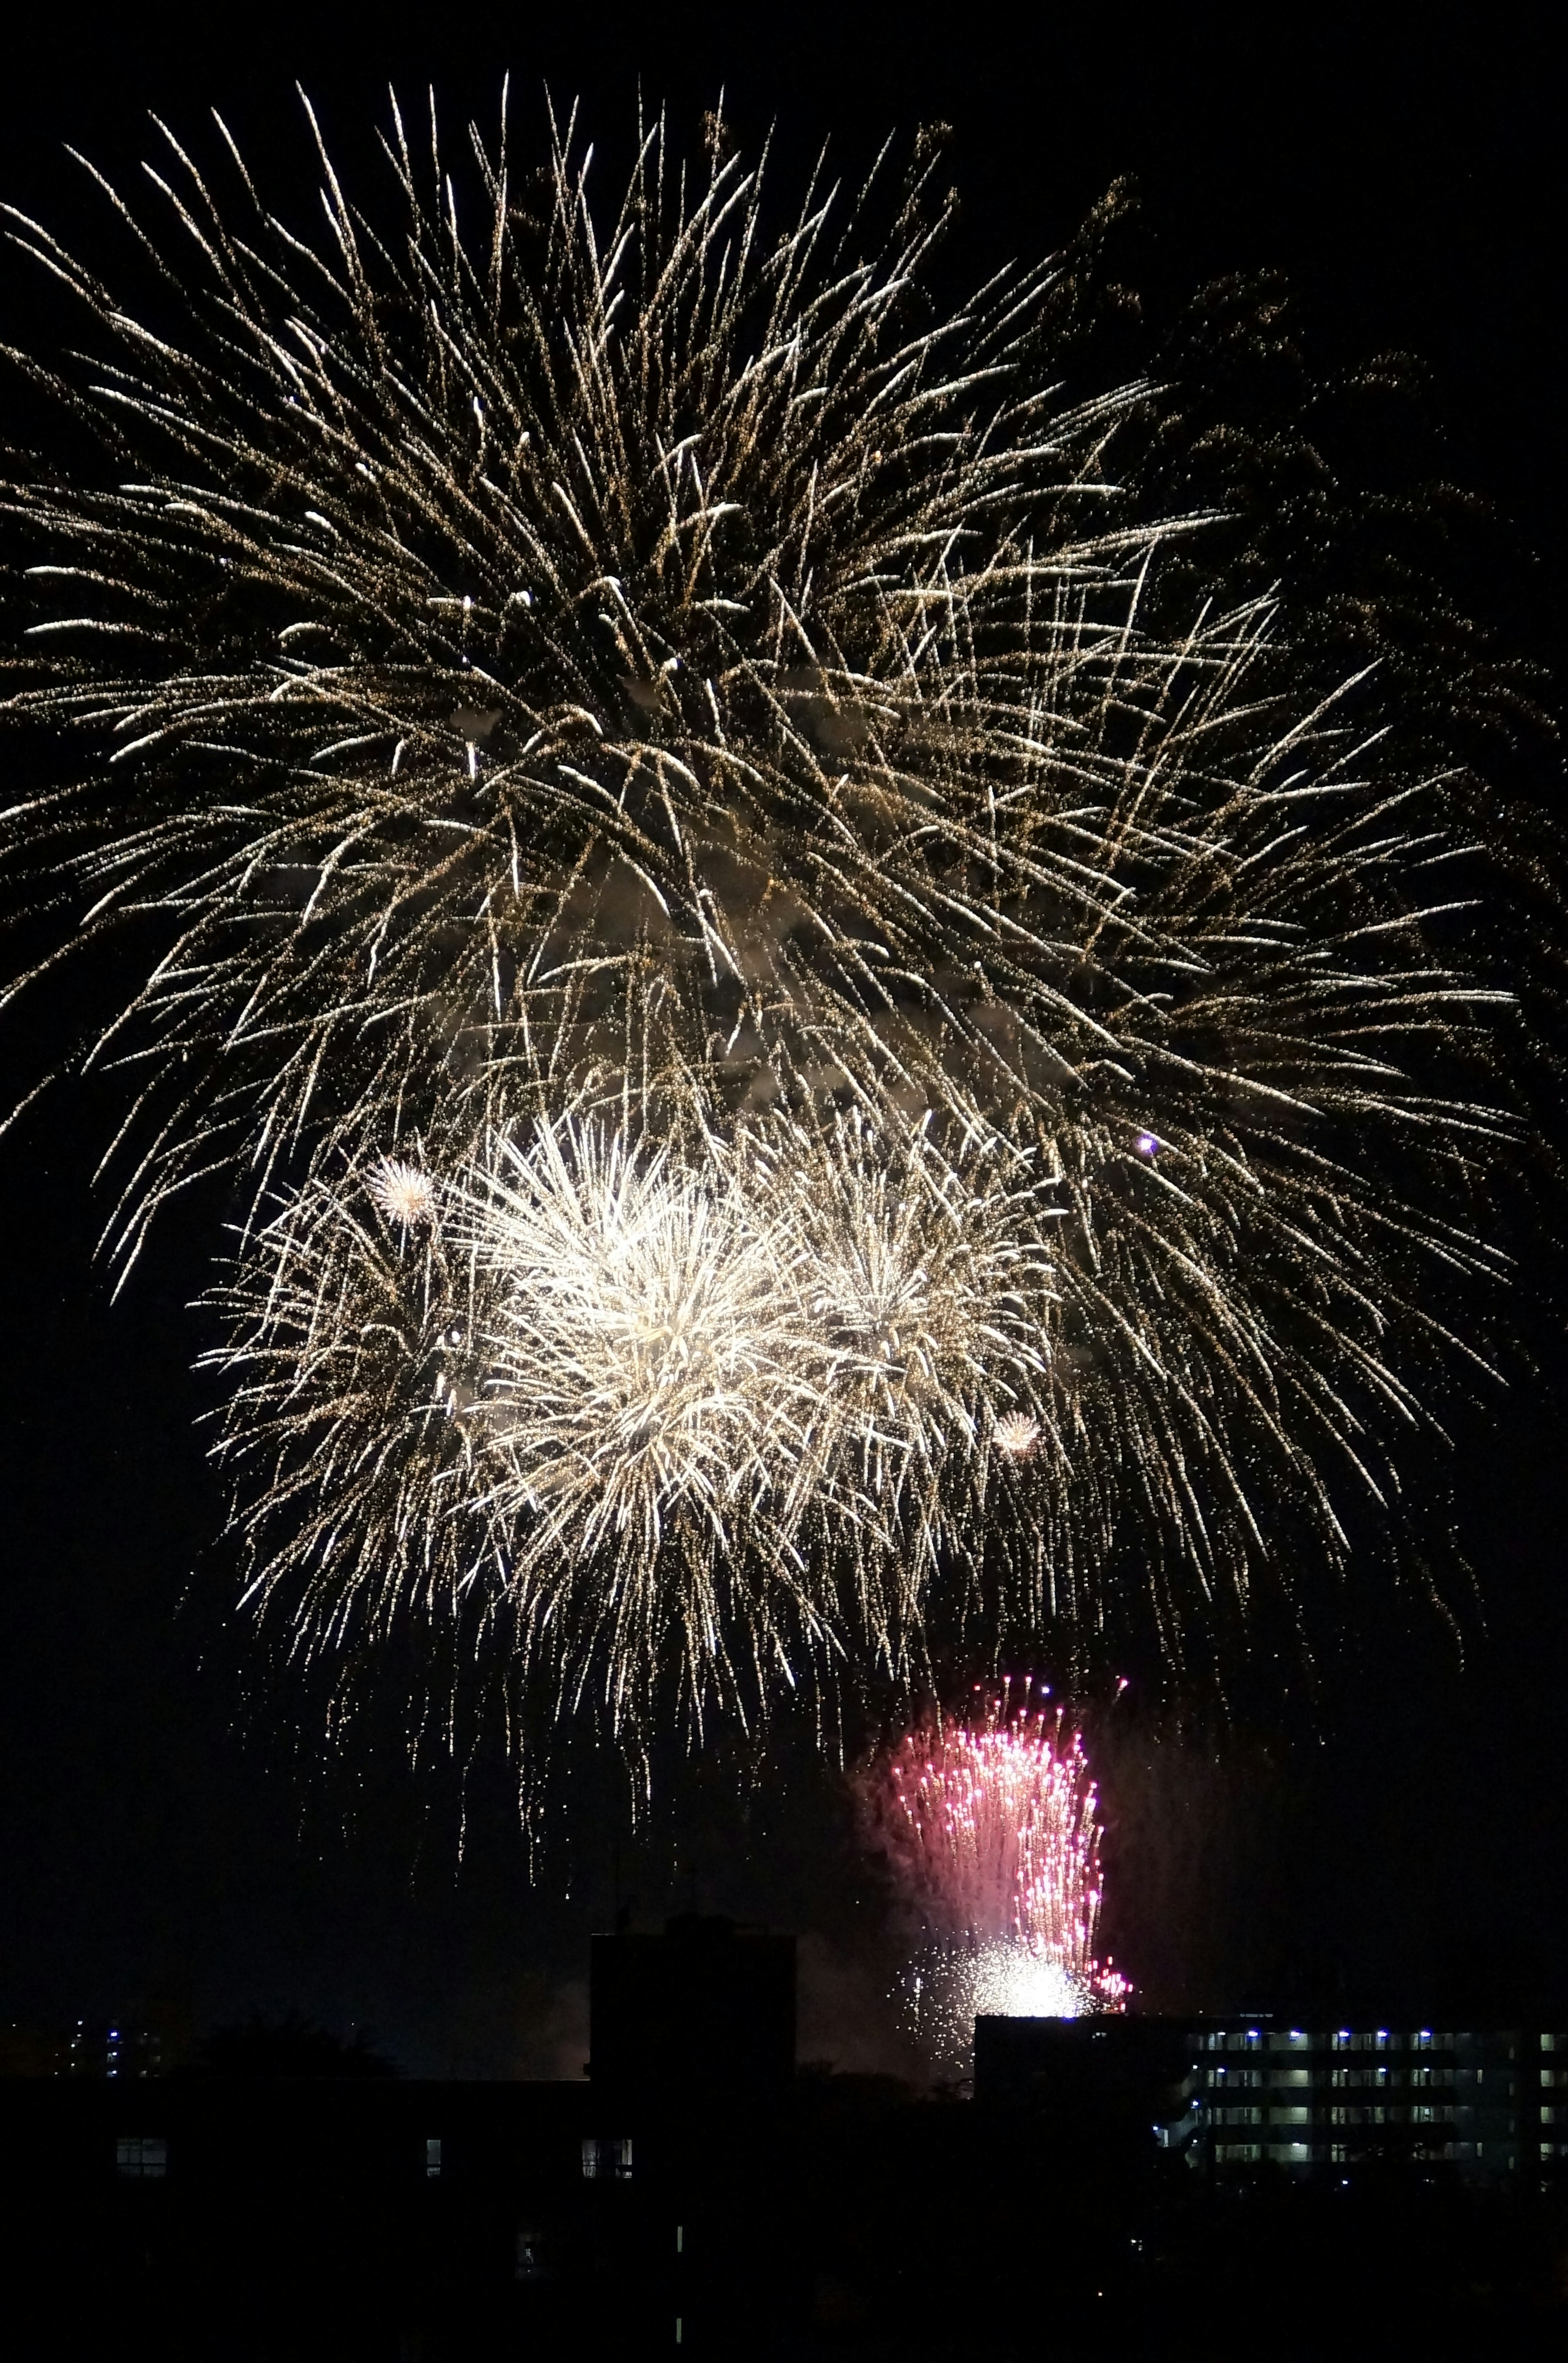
[866,1685,1127,2054]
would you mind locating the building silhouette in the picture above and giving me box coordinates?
[7,1946,1568,2356]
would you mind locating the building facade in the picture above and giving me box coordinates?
[976,2012,1568,2182]
[1194,2021,1552,2177]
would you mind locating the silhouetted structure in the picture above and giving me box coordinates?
[975,2010,1203,2167]
[7,1969,1568,2356]
[589,1913,796,2104]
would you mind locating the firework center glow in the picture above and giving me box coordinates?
[968,1939,1087,2021]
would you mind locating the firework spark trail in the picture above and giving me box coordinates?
[864,1686,1127,2071]
[0,91,1528,1756]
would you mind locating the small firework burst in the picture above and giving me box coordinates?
[993,1412,1042,1459]
[367,1158,438,1231]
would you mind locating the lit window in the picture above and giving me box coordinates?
[115,2136,166,2179]
[425,2138,442,2178]
[582,2136,633,2180]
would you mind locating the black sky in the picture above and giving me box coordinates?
[0,0,1562,2074]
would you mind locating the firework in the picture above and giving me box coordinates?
[0,91,1526,1757]
[864,1686,1127,2075]
[210,1112,1061,1732]
[367,1156,438,1231]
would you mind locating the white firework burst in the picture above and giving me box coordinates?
[366,1157,438,1230]
[210,1113,1065,1734]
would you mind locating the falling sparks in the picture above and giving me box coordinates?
[863,1686,1127,2075]
[0,91,1526,1770]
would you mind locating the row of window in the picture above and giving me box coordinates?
[1203,2031,1449,2054]
[1221,2140,1522,2165]
[1205,2065,1441,2089]
[1214,2138,1456,2165]
[1212,2142,1313,2163]
[1207,2104,1445,2129]
[113,2134,633,2182]
[1206,2031,1565,2058]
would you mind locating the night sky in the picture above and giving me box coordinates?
[0,2,1561,2077]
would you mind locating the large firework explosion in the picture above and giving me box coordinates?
[0,91,1528,1763]
[862,1685,1126,2075]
